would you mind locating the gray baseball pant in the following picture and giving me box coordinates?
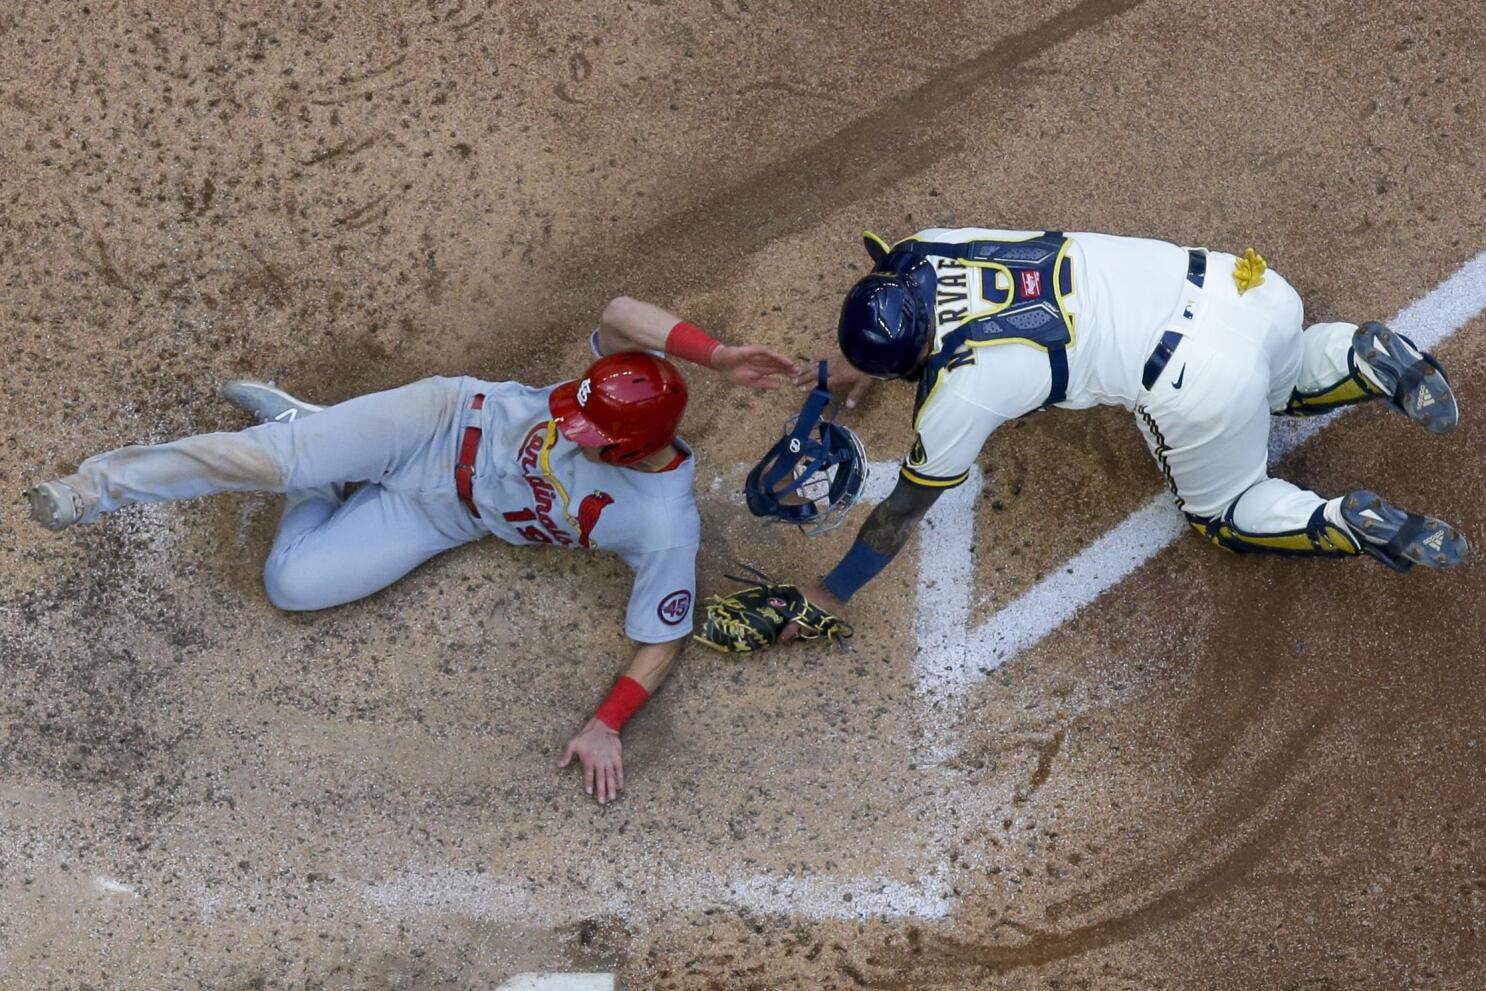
[58,376,488,610]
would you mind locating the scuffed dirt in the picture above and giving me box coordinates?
[3,1,1486,989]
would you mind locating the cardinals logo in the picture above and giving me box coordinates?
[576,491,615,548]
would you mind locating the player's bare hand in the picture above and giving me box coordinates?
[558,718,626,804]
[779,581,846,644]
[794,355,874,409]
[713,344,800,391]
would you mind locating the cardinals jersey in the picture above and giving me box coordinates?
[465,380,699,643]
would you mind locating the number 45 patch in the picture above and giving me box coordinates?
[657,590,692,625]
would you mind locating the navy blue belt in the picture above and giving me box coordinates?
[1140,249,1207,390]
[1142,331,1184,390]
[1186,247,1206,288]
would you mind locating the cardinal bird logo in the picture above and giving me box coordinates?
[576,491,615,548]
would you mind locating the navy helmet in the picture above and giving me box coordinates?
[837,255,938,380]
[745,362,869,535]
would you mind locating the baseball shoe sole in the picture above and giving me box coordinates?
[221,379,324,424]
[1353,321,1458,434]
[1341,489,1467,572]
[26,480,84,531]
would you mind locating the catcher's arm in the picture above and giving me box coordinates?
[559,636,685,805]
[595,296,798,389]
[855,476,945,561]
[782,476,944,639]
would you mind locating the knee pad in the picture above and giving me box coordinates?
[1283,349,1384,416]
[1188,503,1360,557]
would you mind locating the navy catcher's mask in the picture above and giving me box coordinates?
[745,362,869,535]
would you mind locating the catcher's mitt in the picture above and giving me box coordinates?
[693,570,852,653]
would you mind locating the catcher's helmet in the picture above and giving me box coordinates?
[745,361,868,535]
[837,256,938,380]
[549,352,687,466]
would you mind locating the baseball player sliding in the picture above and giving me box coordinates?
[25,297,798,803]
[785,227,1466,633]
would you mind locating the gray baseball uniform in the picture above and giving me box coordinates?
[57,375,700,641]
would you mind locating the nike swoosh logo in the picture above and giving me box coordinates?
[1172,364,1186,389]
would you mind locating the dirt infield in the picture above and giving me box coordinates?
[4,1,1485,988]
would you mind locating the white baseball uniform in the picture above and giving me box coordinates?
[900,227,1376,552]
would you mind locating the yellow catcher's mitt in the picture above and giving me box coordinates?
[693,572,852,653]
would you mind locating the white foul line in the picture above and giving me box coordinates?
[917,247,1486,694]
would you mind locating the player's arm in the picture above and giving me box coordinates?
[596,296,798,390]
[558,531,698,804]
[558,635,685,805]
[801,478,945,617]
[799,385,1009,623]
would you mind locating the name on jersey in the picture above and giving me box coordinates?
[932,256,1034,330]
[504,423,575,546]
[934,257,971,325]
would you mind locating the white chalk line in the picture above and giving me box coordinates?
[356,863,953,925]
[337,467,984,928]
[359,248,1486,926]
[710,246,1486,918]
[496,976,614,991]
[61,253,1485,932]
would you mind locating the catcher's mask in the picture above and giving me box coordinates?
[745,361,868,535]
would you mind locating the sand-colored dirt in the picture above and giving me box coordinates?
[3,1,1485,988]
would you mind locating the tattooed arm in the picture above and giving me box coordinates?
[781,478,945,634]
[854,477,944,564]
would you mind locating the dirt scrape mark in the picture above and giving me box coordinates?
[598,0,1149,303]
[849,714,1332,987]
[336,52,408,87]
[303,135,378,167]
[242,245,293,307]
[866,797,1314,987]
[79,235,133,292]
[309,78,415,107]
[1014,728,1064,804]
[1045,712,1332,923]
[339,194,393,232]
[736,79,855,109]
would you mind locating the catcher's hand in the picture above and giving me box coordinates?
[693,572,852,653]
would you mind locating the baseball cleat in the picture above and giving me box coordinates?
[221,379,324,424]
[1353,321,1457,433]
[26,480,84,531]
[1341,489,1468,573]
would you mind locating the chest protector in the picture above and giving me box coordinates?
[880,232,1076,417]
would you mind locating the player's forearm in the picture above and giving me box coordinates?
[589,636,685,732]
[621,636,685,693]
[598,296,679,353]
[821,480,941,602]
[598,296,722,367]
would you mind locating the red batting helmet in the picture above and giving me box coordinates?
[549,352,688,466]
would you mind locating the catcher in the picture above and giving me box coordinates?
[785,227,1467,635]
[24,296,798,804]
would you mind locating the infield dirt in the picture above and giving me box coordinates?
[3,1,1485,989]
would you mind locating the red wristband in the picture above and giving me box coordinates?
[665,320,722,368]
[593,675,650,731]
